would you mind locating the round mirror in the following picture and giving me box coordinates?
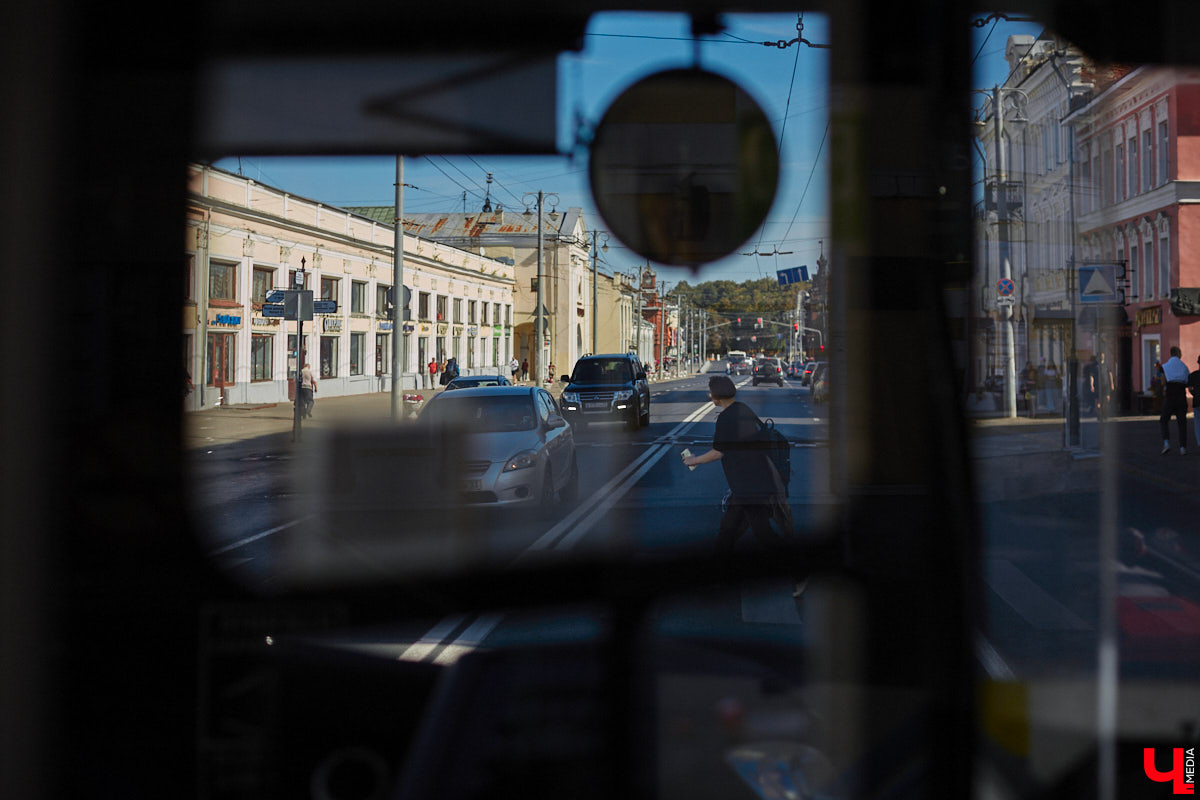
[588,68,779,268]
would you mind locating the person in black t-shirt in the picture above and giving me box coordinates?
[682,375,805,593]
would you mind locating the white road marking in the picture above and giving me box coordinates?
[208,516,311,556]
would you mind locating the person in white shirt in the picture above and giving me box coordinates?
[1159,346,1189,455]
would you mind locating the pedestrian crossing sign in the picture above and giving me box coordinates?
[1078,263,1123,304]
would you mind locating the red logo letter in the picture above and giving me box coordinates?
[1145,748,1195,795]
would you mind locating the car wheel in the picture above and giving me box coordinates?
[538,463,556,516]
[626,411,639,431]
[752,379,759,386]
[639,404,650,427]
[561,454,579,504]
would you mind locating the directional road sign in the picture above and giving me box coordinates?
[265,289,287,303]
[261,303,286,317]
[313,300,338,314]
[776,265,810,286]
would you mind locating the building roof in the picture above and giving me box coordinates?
[346,207,572,240]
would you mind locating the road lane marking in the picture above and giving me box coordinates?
[208,516,312,556]
[397,613,471,663]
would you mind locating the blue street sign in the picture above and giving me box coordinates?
[1078,264,1122,304]
[265,289,287,303]
[776,265,810,286]
[313,300,338,314]
[997,278,1015,296]
[261,303,286,317]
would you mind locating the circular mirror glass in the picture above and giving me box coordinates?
[588,68,779,268]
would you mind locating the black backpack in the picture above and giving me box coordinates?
[755,417,791,492]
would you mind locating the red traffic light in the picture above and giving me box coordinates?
[736,317,741,324]
[793,323,799,332]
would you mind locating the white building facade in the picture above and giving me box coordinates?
[185,164,515,409]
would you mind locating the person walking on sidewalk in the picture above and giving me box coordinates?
[521,358,529,382]
[298,363,317,418]
[681,374,807,595]
[509,356,520,384]
[1159,346,1189,455]
[1189,354,1200,449]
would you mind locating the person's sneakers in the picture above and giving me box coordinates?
[1163,443,1172,455]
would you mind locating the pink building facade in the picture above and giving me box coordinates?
[1071,67,1200,400]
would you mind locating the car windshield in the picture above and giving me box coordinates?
[571,358,633,384]
[422,395,536,432]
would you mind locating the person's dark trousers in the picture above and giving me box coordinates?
[1160,383,1187,446]
[715,497,809,584]
[298,387,313,417]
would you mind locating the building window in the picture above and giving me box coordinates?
[419,291,430,320]
[1160,227,1171,298]
[481,303,489,325]
[436,295,447,322]
[1101,147,1112,206]
[252,266,274,304]
[1132,241,1143,299]
[251,334,273,382]
[185,253,195,302]
[320,276,339,302]
[376,333,390,374]
[320,336,338,379]
[351,280,367,314]
[376,284,391,318]
[1115,143,1125,202]
[494,303,501,326]
[1158,120,1169,185]
[350,333,364,376]
[209,260,237,301]
[1123,134,1132,196]
[1142,130,1153,192]
[468,300,477,324]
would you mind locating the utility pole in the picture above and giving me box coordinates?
[991,84,1023,418]
[591,230,607,354]
[392,156,405,419]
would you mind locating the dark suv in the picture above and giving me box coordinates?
[559,353,650,430]
[752,357,785,387]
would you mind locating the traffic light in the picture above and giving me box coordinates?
[793,323,799,332]
[756,317,763,329]
[736,317,741,325]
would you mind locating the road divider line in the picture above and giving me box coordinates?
[208,516,311,556]
[398,613,471,663]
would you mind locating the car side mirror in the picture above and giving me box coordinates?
[560,374,571,383]
[547,414,567,429]
[636,372,647,382]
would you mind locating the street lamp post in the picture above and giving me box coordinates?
[591,230,608,354]
[524,191,558,385]
[978,85,1028,418]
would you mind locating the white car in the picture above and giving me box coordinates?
[419,386,578,510]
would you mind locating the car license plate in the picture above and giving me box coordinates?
[584,402,607,410]
[460,479,481,491]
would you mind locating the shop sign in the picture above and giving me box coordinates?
[401,323,415,333]
[452,325,463,336]
[379,321,393,331]
[492,325,504,336]
[1135,306,1162,328]
[252,317,280,327]
[323,318,343,332]
[468,325,479,336]
[418,322,433,335]
[437,323,449,336]
[210,314,242,326]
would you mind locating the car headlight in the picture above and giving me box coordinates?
[613,389,634,401]
[562,391,580,403]
[502,449,538,472]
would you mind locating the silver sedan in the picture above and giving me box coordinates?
[419,386,578,510]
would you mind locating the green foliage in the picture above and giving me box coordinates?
[671,277,809,355]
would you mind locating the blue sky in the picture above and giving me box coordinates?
[213,11,1045,287]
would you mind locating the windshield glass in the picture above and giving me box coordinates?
[421,394,536,432]
[571,358,633,384]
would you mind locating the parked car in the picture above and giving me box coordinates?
[418,386,577,509]
[787,361,805,379]
[801,361,818,385]
[811,362,829,403]
[444,374,512,391]
[559,353,651,430]
[752,357,785,387]
[727,352,752,375]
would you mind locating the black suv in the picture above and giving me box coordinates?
[559,353,650,430]
[752,357,785,387]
